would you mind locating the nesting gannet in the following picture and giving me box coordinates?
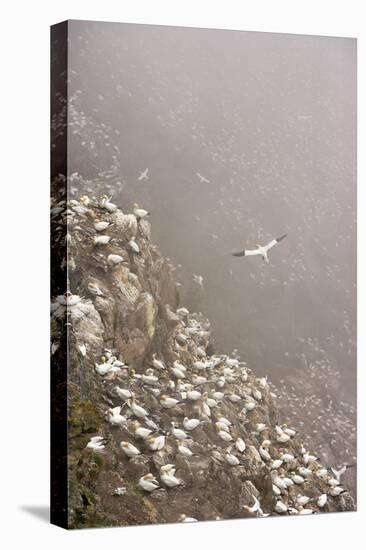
[225,451,240,466]
[171,361,186,379]
[276,433,290,443]
[56,291,81,306]
[120,441,141,458]
[235,437,246,453]
[100,195,117,212]
[275,500,288,514]
[107,254,124,266]
[128,238,140,253]
[147,435,165,451]
[327,478,340,487]
[256,423,268,433]
[141,372,159,385]
[88,282,104,296]
[107,406,126,427]
[271,459,283,470]
[228,393,241,403]
[95,361,112,376]
[78,343,87,357]
[138,473,159,492]
[217,428,233,442]
[138,168,149,181]
[183,417,201,431]
[86,436,106,451]
[243,496,263,516]
[115,387,132,400]
[297,495,311,506]
[329,486,346,497]
[259,446,271,462]
[131,421,153,440]
[171,424,187,440]
[133,203,150,219]
[186,386,202,401]
[281,453,295,463]
[298,466,313,478]
[94,235,112,246]
[160,465,182,487]
[317,494,327,507]
[151,354,165,370]
[176,441,193,457]
[127,397,149,418]
[232,234,288,264]
[160,395,180,409]
[303,452,318,465]
[292,474,305,485]
[94,221,113,232]
[179,514,198,522]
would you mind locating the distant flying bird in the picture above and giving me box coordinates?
[138,168,149,181]
[193,274,204,287]
[196,172,210,184]
[232,234,288,264]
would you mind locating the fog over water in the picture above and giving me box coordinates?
[67,20,356,432]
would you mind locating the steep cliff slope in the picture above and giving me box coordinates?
[51,195,355,528]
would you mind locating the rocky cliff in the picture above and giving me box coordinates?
[51,194,355,529]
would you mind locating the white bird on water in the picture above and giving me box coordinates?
[232,234,288,264]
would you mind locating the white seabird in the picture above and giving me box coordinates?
[232,234,288,264]
[183,417,201,431]
[179,514,198,522]
[331,463,352,482]
[94,221,113,232]
[196,172,210,184]
[107,254,124,266]
[86,436,106,451]
[193,274,204,288]
[138,473,159,492]
[138,168,149,182]
[317,494,327,507]
[120,441,141,458]
[133,203,150,219]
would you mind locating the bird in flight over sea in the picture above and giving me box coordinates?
[138,168,149,182]
[232,234,288,264]
[196,172,210,184]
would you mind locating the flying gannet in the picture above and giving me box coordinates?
[196,172,210,184]
[232,234,288,264]
[138,168,149,182]
[193,274,204,287]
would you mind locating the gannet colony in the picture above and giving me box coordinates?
[51,190,355,528]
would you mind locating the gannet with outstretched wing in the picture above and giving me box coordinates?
[232,234,288,264]
[138,168,149,181]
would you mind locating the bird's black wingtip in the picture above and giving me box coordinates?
[277,233,288,242]
[232,250,245,257]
